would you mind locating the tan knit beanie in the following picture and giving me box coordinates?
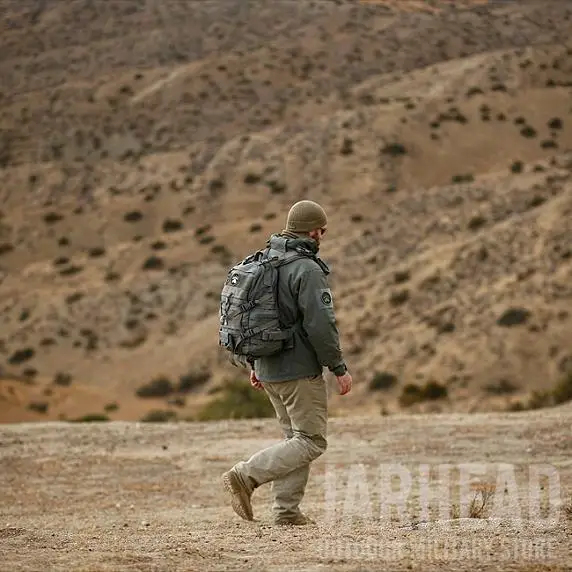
[284,200,328,233]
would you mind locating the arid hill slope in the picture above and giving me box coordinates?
[0,0,571,422]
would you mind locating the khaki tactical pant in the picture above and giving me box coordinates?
[233,375,328,519]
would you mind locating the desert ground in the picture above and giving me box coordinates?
[1,403,571,572]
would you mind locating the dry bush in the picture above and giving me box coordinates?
[468,483,496,519]
[564,496,572,521]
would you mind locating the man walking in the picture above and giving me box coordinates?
[222,199,352,526]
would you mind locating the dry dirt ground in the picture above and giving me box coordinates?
[1,0,572,422]
[1,404,572,571]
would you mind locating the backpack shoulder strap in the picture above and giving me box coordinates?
[241,248,268,265]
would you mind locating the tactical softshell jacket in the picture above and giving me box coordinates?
[253,233,347,383]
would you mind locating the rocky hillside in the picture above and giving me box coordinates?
[0,0,571,422]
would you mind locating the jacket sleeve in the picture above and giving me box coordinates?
[296,266,346,375]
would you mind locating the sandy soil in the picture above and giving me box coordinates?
[1,0,572,423]
[2,405,571,571]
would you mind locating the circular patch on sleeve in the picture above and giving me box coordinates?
[321,291,332,305]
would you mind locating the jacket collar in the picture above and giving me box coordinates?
[267,232,319,254]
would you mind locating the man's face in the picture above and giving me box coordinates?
[309,226,327,246]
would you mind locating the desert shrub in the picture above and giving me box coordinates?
[438,108,467,124]
[510,161,524,174]
[0,242,14,256]
[540,140,558,149]
[423,381,448,400]
[520,126,537,138]
[340,137,354,155]
[28,401,48,413]
[43,212,64,224]
[399,385,423,407]
[195,224,212,237]
[249,223,262,233]
[483,379,518,395]
[526,390,553,410]
[468,484,496,518]
[140,409,176,422]
[124,210,143,222]
[211,244,232,257]
[136,376,174,398]
[243,172,261,184]
[208,178,225,193]
[53,372,72,386]
[381,143,407,157]
[399,381,448,407]
[151,240,167,250]
[72,413,110,422]
[369,371,398,391]
[528,195,547,209]
[65,292,84,304]
[548,117,563,129]
[394,269,411,283]
[267,179,286,194]
[496,307,531,327]
[23,368,37,379]
[163,218,183,233]
[59,265,84,276]
[467,214,487,231]
[564,497,572,521]
[195,381,275,421]
[125,319,139,331]
[552,371,572,405]
[451,173,474,184]
[509,371,572,411]
[198,235,215,245]
[8,347,35,365]
[142,256,164,271]
[466,86,483,97]
[177,370,211,393]
[88,247,106,258]
[53,256,69,266]
[182,205,195,216]
[389,289,409,306]
[104,402,119,412]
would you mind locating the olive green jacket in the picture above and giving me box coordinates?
[253,233,347,382]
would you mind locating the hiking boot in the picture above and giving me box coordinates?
[273,513,315,526]
[222,469,254,521]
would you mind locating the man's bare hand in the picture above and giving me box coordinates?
[336,372,352,395]
[250,369,263,390]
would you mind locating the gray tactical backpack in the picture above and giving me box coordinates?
[219,245,319,366]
